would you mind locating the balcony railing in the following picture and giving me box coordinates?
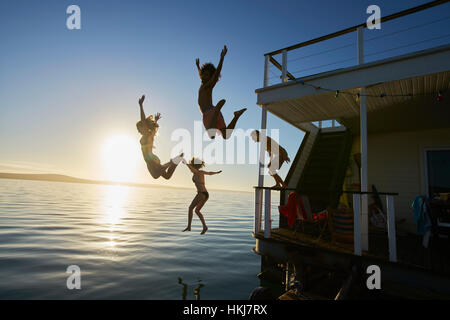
[263,0,450,87]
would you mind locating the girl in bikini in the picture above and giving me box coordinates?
[137,95,183,179]
[195,45,246,139]
[183,158,221,234]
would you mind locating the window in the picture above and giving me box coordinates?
[426,149,450,198]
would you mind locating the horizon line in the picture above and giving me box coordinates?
[0,172,253,194]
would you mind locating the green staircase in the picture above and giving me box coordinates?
[296,130,353,211]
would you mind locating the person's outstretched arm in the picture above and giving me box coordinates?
[195,58,201,76]
[215,46,227,76]
[205,45,227,87]
[154,112,161,124]
[185,163,200,174]
[202,170,222,175]
[139,95,146,123]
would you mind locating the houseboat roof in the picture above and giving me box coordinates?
[255,44,450,132]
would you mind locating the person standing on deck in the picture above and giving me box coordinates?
[251,130,290,188]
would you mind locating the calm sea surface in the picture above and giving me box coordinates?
[0,178,278,299]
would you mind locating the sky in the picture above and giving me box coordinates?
[0,0,449,192]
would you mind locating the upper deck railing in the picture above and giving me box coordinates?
[263,0,450,87]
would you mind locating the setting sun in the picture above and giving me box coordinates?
[102,135,140,182]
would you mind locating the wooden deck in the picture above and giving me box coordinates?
[255,227,450,275]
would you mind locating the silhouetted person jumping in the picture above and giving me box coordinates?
[196,45,246,139]
[183,158,221,234]
[251,130,290,188]
[136,95,183,179]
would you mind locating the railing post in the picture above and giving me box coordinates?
[357,26,369,251]
[254,189,263,234]
[386,195,397,262]
[357,26,364,64]
[264,189,271,238]
[258,56,269,189]
[353,193,362,256]
[255,56,269,237]
[281,50,287,83]
[264,55,270,87]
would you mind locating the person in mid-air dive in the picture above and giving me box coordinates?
[251,130,290,188]
[196,45,246,139]
[183,158,221,235]
[136,95,183,179]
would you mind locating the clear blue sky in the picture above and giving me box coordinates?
[0,0,449,191]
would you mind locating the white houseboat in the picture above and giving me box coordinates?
[252,0,450,299]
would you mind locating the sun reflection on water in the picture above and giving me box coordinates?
[101,185,129,249]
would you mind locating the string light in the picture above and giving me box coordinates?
[293,79,446,101]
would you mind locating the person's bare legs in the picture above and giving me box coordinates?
[194,195,208,234]
[220,108,247,139]
[183,193,202,232]
[271,174,287,188]
[160,153,184,180]
[206,99,226,136]
[183,193,208,233]
[160,162,177,180]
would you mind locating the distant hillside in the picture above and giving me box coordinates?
[0,172,187,191]
[0,172,250,193]
[1,173,99,184]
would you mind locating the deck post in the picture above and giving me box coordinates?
[264,189,271,238]
[256,56,269,234]
[254,189,262,233]
[357,26,369,251]
[281,50,287,82]
[353,193,362,256]
[386,195,398,262]
[258,56,269,187]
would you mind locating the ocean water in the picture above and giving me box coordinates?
[0,178,268,299]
